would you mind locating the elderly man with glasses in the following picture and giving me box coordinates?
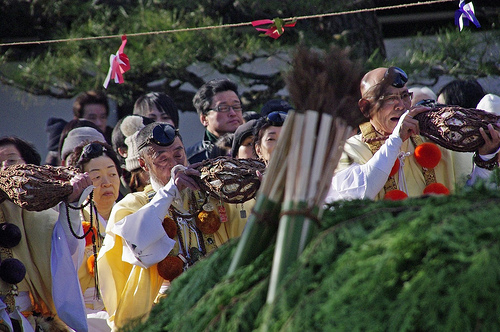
[326,67,500,202]
[186,78,244,164]
[97,122,248,331]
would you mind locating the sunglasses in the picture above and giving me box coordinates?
[138,124,179,150]
[78,142,107,163]
[266,111,287,127]
[384,67,408,88]
[363,67,409,101]
[415,99,437,107]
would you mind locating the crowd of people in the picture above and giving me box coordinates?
[1,69,500,331]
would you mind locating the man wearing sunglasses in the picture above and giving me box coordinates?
[327,66,500,202]
[186,78,244,164]
[98,122,248,330]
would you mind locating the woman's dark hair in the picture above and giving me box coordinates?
[68,141,122,177]
[251,112,287,157]
[111,117,127,167]
[251,118,273,157]
[0,136,41,166]
[437,79,486,108]
[133,92,180,128]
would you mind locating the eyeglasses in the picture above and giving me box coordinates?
[138,124,179,150]
[210,104,243,113]
[1,157,24,169]
[266,111,287,127]
[78,142,107,163]
[379,91,413,105]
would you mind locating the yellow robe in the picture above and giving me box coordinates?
[1,198,88,332]
[97,185,251,330]
[337,134,473,200]
[0,200,56,316]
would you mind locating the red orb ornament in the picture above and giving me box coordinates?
[196,211,221,234]
[82,221,96,247]
[162,217,177,239]
[423,183,450,195]
[389,158,400,177]
[414,143,441,169]
[87,255,96,277]
[384,189,408,201]
[157,256,184,281]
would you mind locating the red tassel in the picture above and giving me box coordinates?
[87,255,95,277]
[414,143,441,169]
[157,256,184,281]
[82,221,96,247]
[162,217,177,238]
[423,183,450,195]
[196,211,221,234]
[389,158,400,177]
[384,189,408,201]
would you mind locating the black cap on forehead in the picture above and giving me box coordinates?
[363,67,409,100]
[137,122,179,151]
[385,67,408,89]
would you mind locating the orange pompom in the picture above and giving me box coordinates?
[82,221,96,247]
[389,158,400,177]
[157,255,184,281]
[384,189,408,201]
[196,211,221,234]
[87,255,95,277]
[162,217,177,238]
[423,183,450,195]
[414,143,441,169]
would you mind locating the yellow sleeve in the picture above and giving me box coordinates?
[97,190,163,330]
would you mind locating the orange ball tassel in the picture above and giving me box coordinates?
[162,217,177,238]
[423,183,450,195]
[389,158,400,177]
[384,189,408,201]
[87,255,95,277]
[196,211,221,234]
[157,256,184,281]
[82,221,96,247]
[414,143,441,169]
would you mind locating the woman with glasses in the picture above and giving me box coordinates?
[252,111,287,165]
[0,136,41,170]
[0,137,93,331]
[68,141,122,332]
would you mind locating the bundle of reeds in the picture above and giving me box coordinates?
[228,45,366,304]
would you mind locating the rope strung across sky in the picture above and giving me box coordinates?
[0,0,458,47]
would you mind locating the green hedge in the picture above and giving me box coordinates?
[131,183,500,331]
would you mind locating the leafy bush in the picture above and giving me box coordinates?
[133,184,500,331]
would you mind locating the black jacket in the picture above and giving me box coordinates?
[186,131,225,164]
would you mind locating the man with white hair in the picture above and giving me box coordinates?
[97,122,248,330]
